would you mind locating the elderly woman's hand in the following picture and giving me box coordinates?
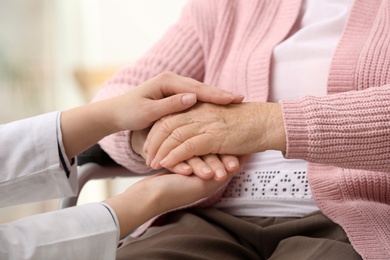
[132,127,240,181]
[144,102,286,169]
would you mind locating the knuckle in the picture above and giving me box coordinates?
[159,118,172,133]
[157,71,177,82]
[185,157,201,168]
[191,83,204,94]
[165,94,180,107]
[167,149,178,163]
[207,132,223,153]
[170,129,184,143]
[183,140,196,154]
[205,156,221,167]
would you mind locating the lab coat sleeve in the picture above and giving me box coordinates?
[0,112,120,258]
[0,111,78,208]
[0,202,119,260]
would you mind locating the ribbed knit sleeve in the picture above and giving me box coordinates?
[91,0,210,173]
[282,2,390,259]
[282,83,390,260]
[307,164,390,260]
[281,84,390,172]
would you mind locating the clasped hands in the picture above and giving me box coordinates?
[103,72,286,238]
[132,79,286,182]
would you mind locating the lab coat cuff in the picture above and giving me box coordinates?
[100,202,120,243]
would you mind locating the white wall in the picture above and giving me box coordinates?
[53,0,188,110]
[0,0,188,223]
[77,0,189,204]
[80,0,187,67]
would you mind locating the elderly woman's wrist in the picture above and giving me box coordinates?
[131,130,148,159]
[266,103,287,152]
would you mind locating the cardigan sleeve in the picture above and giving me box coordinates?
[91,0,210,173]
[281,84,390,172]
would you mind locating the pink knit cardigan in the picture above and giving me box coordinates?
[93,1,390,259]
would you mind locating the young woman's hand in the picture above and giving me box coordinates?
[104,167,241,238]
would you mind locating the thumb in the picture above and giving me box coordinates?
[150,93,197,119]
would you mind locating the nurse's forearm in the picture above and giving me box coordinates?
[103,182,159,238]
[102,170,234,239]
[59,72,245,161]
[60,99,118,160]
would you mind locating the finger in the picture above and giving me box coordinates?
[144,119,176,166]
[158,133,218,169]
[202,155,227,182]
[186,157,214,180]
[144,120,163,166]
[152,72,244,105]
[238,154,252,167]
[147,123,206,168]
[165,162,193,176]
[144,118,199,168]
[220,155,240,173]
[144,93,197,124]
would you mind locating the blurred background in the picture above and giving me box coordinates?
[0,0,187,223]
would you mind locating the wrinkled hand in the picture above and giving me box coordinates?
[132,127,240,181]
[144,102,286,169]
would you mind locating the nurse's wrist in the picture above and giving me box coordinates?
[103,181,159,238]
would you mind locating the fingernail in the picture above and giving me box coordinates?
[215,169,225,178]
[182,93,196,105]
[228,161,237,169]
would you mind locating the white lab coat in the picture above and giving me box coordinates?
[0,112,119,259]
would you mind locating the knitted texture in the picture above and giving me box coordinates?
[281,1,390,258]
[92,1,390,258]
